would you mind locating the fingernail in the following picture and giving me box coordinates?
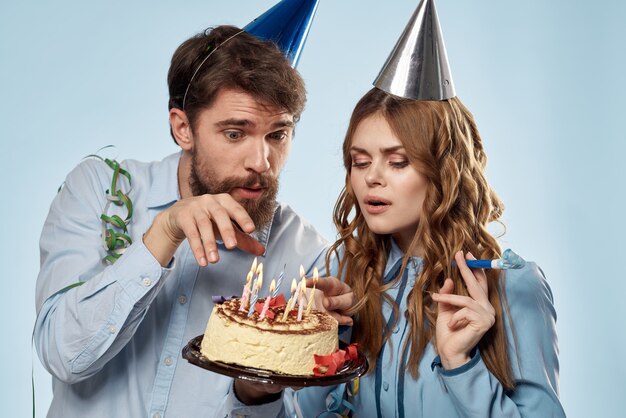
[208,251,218,263]
[200,257,207,266]
[225,239,236,248]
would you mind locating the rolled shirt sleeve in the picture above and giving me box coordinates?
[34,160,172,383]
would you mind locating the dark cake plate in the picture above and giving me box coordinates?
[182,335,368,387]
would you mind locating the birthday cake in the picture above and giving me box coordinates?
[200,296,339,376]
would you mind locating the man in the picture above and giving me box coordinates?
[34,8,329,417]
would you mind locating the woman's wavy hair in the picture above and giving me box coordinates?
[326,87,515,390]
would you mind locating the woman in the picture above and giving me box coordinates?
[294,87,566,417]
[290,82,564,417]
[289,1,565,415]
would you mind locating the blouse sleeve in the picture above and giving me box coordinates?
[431,262,566,417]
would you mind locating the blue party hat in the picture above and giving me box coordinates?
[244,0,320,68]
[374,0,455,100]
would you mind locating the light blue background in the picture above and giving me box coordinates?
[2,1,624,416]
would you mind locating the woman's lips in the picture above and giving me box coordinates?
[364,203,390,214]
[363,196,391,214]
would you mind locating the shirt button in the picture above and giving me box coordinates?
[142,277,152,287]
[164,356,173,366]
[178,295,188,305]
[152,413,161,418]
[383,381,389,391]
[392,326,400,334]
[108,325,117,334]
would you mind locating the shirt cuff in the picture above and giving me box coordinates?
[430,348,481,377]
[109,239,174,301]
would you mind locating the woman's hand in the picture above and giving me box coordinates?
[305,276,355,326]
[431,251,496,369]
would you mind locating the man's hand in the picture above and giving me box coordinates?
[143,193,265,267]
[306,276,354,326]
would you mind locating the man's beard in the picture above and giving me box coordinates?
[189,150,279,228]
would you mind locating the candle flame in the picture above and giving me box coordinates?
[313,267,319,282]
[250,257,258,273]
[256,272,263,290]
[256,262,263,275]
[300,277,307,292]
[245,270,253,284]
[290,278,297,293]
[299,265,305,278]
[270,279,276,293]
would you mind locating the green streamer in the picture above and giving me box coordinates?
[84,150,135,264]
[100,156,133,263]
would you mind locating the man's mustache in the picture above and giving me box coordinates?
[240,174,271,188]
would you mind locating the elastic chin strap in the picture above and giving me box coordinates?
[181,29,245,110]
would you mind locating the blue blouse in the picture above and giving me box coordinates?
[293,240,566,417]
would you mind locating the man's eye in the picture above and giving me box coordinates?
[225,131,243,140]
[268,131,288,141]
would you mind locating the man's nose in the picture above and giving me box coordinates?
[244,137,271,174]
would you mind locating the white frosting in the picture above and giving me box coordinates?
[201,300,338,376]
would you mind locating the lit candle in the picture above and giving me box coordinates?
[239,270,253,312]
[247,272,263,317]
[240,257,257,312]
[259,279,276,321]
[297,277,306,321]
[305,267,319,315]
[281,278,298,321]
[272,264,285,298]
[245,262,263,313]
[299,264,306,281]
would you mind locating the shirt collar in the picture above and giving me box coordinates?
[247,203,276,250]
[147,152,182,209]
[383,238,423,283]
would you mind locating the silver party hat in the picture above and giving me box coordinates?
[374,0,455,100]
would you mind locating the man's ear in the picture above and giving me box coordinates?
[169,108,193,151]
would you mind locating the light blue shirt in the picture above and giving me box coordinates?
[294,240,566,417]
[34,152,329,418]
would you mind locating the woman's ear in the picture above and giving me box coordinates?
[169,108,193,151]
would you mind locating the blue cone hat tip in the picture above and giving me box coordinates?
[244,0,320,68]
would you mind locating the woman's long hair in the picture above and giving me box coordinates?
[326,88,515,390]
